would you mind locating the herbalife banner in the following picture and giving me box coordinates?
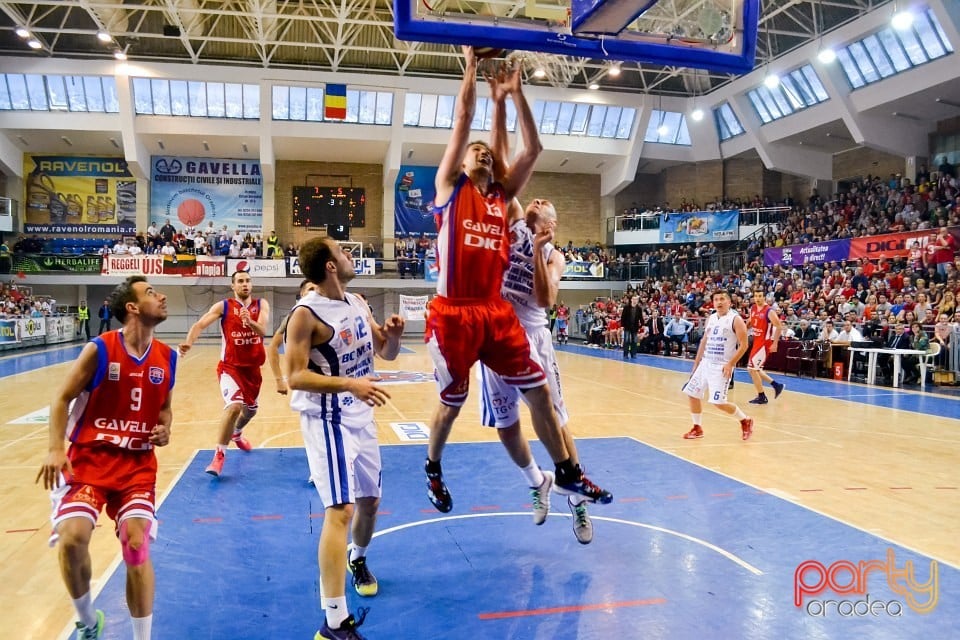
[150,157,263,235]
[659,211,739,244]
[12,254,103,273]
[23,155,137,234]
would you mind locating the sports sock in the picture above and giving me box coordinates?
[520,461,544,487]
[691,413,702,426]
[569,493,588,506]
[554,459,578,484]
[72,592,97,628]
[216,444,227,453]
[349,544,367,563]
[733,407,747,420]
[131,615,152,640]
[325,596,348,628]
[424,458,441,475]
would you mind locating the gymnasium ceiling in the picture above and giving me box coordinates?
[0,0,895,96]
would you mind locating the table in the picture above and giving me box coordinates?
[847,346,929,389]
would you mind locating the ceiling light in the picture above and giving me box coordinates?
[157,140,165,150]
[559,158,568,167]
[109,137,120,149]
[61,136,73,146]
[533,68,546,79]
[763,73,780,89]
[15,27,30,39]
[935,97,960,109]
[608,64,621,78]
[28,39,42,50]
[657,124,669,136]
[203,141,210,151]
[16,135,28,146]
[97,30,111,43]
[588,83,599,90]
[691,108,704,122]
[113,50,127,60]
[817,48,837,64]
[891,9,914,31]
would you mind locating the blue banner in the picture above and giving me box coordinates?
[659,210,740,244]
[150,157,263,235]
[0,319,20,344]
[395,165,439,238]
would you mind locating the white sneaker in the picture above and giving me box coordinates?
[530,470,553,525]
[569,497,593,545]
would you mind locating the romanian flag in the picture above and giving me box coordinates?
[324,84,347,120]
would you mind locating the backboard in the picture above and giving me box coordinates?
[394,0,759,75]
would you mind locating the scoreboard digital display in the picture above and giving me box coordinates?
[292,187,365,228]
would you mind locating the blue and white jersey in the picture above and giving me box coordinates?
[289,290,375,426]
[702,310,738,364]
[501,219,553,330]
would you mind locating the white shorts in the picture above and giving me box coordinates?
[682,360,730,405]
[300,413,382,508]
[479,325,568,428]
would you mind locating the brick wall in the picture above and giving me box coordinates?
[274,161,383,249]
[525,171,602,247]
[722,154,765,201]
[781,173,813,202]
[832,147,905,181]
[661,161,724,208]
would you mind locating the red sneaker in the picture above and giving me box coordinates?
[683,425,704,439]
[740,418,754,441]
[206,449,225,477]
[232,433,252,452]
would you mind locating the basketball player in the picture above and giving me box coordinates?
[682,290,755,441]
[286,237,405,640]
[424,46,611,513]
[266,279,318,395]
[479,196,597,544]
[37,276,176,640]
[179,271,270,477]
[747,289,785,404]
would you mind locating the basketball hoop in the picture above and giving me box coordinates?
[506,50,579,87]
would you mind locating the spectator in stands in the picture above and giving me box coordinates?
[819,320,838,342]
[664,312,694,356]
[795,319,818,341]
[97,299,112,335]
[639,309,665,354]
[835,320,864,344]
[159,219,176,244]
[266,231,282,258]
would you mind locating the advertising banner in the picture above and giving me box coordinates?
[424,257,439,282]
[46,316,76,344]
[764,239,851,267]
[227,258,287,278]
[0,319,20,344]
[288,256,374,277]
[102,254,164,276]
[150,157,263,235]
[23,155,136,234]
[563,261,604,278]
[11,254,103,273]
[17,317,46,340]
[659,210,739,244]
[399,295,428,321]
[848,227,960,260]
[395,165,439,238]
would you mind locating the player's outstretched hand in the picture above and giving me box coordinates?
[150,423,171,447]
[383,314,405,339]
[177,343,191,356]
[350,376,391,407]
[462,45,476,68]
[36,450,71,491]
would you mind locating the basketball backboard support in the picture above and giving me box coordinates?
[394,0,759,75]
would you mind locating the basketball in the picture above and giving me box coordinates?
[177,198,206,227]
[474,46,506,59]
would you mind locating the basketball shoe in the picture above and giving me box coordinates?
[683,425,704,439]
[231,431,252,451]
[531,470,554,525]
[75,610,104,640]
[748,393,768,404]
[425,459,452,512]
[568,497,593,545]
[772,381,785,398]
[206,449,225,477]
[347,553,378,597]
[741,418,754,441]
[315,608,369,640]
[554,465,612,504]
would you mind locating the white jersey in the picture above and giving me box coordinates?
[502,219,553,330]
[702,310,739,364]
[289,290,375,425]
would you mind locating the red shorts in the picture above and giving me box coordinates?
[218,362,262,409]
[748,340,771,370]
[50,446,157,544]
[425,296,546,406]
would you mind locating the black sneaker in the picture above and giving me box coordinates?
[348,555,378,597]
[554,470,613,504]
[772,381,785,398]
[748,394,768,405]
[315,608,369,640]
[425,461,453,512]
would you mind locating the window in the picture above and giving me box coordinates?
[836,7,953,90]
[272,85,391,124]
[0,74,119,112]
[644,109,691,145]
[714,102,745,141]
[747,64,828,124]
[133,78,259,118]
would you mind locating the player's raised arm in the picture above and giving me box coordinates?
[501,63,542,201]
[179,301,223,356]
[435,46,479,205]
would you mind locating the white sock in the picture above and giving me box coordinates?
[691,413,702,426]
[569,494,588,506]
[520,461,544,487]
[733,407,747,420]
[325,596,348,628]
[131,615,152,640]
[216,444,227,453]
[349,544,367,563]
[72,592,97,628]
[232,428,244,438]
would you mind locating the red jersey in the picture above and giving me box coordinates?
[749,303,774,342]
[434,174,509,300]
[220,298,266,367]
[67,330,177,463]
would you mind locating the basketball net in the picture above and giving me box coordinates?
[505,50,583,87]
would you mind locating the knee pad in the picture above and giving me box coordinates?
[119,519,151,566]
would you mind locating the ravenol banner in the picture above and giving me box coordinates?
[395,165,439,238]
[150,157,263,235]
[23,155,136,234]
[659,210,740,244]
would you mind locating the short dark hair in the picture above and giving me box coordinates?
[295,279,313,300]
[109,275,147,323]
[231,270,249,283]
[299,237,335,284]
